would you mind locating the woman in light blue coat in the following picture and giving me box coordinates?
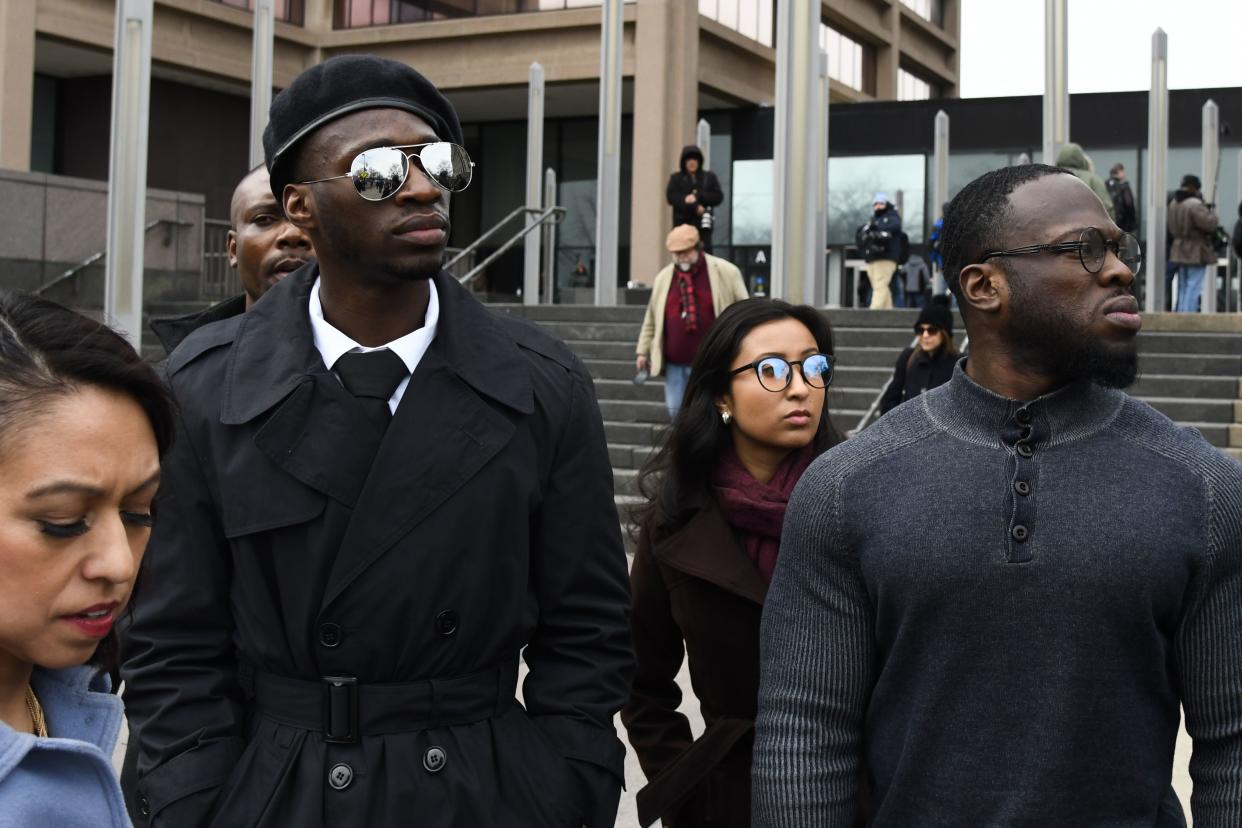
[0,292,174,827]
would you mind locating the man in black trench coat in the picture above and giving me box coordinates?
[120,55,632,828]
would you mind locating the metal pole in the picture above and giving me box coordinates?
[771,0,819,303]
[594,0,622,306]
[249,0,274,168]
[1201,99,1219,314]
[696,118,711,169]
[1235,148,1242,313]
[811,49,829,306]
[524,62,545,306]
[1145,29,1168,313]
[1042,0,1068,164]
[542,167,558,305]
[105,0,153,350]
[933,110,949,295]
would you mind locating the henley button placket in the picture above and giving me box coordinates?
[1006,406,1039,563]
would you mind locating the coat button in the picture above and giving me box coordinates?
[1014,480,1032,496]
[319,622,342,648]
[1015,443,1033,459]
[328,763,353,790]
[423,746,447,773]
[1015,408,1033,425]
[435,610,458,637]
[1012,524,1030,542]
[138,796,150,817]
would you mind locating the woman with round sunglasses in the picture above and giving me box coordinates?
[0,292,174,826]
[879,301,960,415]
[622,299,844,828]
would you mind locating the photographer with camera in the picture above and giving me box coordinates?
[667,145,724,252]
[1168,174,1219,312]
[856,193,905,309]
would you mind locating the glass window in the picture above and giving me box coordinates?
[828,154,925,245]
[699,0,774,48]
[899,0,942,27]
[820,24,865,92]
[731,159,775,245]
[897,69,932,101]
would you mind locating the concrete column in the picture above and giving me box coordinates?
[1042,0,1069,164]
[628,0,697,286]
[250,0,275,168]
[1144,29,1168,313]
[875,3,901,100]
[594,0,623,306]
[0,0,36,171]
[523,62,544,305]
[1200,99,1219,314]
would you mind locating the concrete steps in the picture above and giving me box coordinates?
[491,305,1242,481]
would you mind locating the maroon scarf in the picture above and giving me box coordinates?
[675,255,707,333]
[710,443,816,583]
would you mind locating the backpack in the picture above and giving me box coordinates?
[897,231,911,265]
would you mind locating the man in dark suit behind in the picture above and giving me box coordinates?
[120,55,632,828]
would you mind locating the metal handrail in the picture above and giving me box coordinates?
[34,219,194,296]
[850,332,969,436]
[447,205,565,287]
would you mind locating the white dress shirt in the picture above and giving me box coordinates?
[308,277,440,414]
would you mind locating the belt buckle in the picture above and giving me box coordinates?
[322,675,359,744]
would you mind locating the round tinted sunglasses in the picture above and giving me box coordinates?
[981,226,1142,276]
[729,354,835,393]
[300,143,474,200]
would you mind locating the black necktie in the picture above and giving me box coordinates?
[334,349,408,433]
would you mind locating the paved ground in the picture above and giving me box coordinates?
[115,661,1194,828]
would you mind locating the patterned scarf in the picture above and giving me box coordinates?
[710,442,816,583]
[675,254,706,333]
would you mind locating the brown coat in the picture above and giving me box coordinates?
[1168,193,1219,265]
[622,495,767,828]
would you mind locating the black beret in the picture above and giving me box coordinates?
[263,55,464,198]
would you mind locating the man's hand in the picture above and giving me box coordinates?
[635,354,650,373]
[696,205,705,216]
[684,194,697,205]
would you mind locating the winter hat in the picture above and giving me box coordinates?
[264,55,464,198]
[915,303,953,335]
[873,192,889,204]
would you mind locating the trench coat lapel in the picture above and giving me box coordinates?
[652,496,769,605]
[219,263,380,509]
[321,274,535,608]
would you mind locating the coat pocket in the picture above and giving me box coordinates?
[494,707,581,828]
[208,720,307,828]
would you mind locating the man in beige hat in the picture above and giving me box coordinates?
[635,225,749,418]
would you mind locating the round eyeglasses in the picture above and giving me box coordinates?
[981,226,1142,276]
[729,354,835,393]
[299,143,474,201]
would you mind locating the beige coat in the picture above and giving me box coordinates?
[636,254,749,377]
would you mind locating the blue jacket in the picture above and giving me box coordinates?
[0,667,129,827]
[866,204,903,263]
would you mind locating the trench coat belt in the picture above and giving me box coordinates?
[635,716,754,827]
[251,660,518,743]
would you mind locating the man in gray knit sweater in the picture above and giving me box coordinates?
[754,164,1242,827]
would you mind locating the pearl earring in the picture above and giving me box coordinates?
[721,410,731,425]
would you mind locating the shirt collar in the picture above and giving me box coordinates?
[308,276,439,374]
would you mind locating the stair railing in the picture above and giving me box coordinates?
[34,218,194,297]
[849,333,968,437]
[447,205,565,288]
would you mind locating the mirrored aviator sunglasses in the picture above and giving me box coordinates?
[309,143,474,201]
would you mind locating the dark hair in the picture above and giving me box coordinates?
[0,292,176,670]
[941,163,1068,308]
[1180,174,1201,191]
[906,329,959,371]
[633,299,843,541]
[1109,162,1125,176]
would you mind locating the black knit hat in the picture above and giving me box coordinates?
[263,55,464,198]
[915,303,953,335]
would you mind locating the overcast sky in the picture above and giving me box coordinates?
[959,0,1242,98]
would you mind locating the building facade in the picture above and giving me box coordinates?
[0,0,960,297]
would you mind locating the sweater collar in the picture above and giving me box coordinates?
[923,359,1125,450]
